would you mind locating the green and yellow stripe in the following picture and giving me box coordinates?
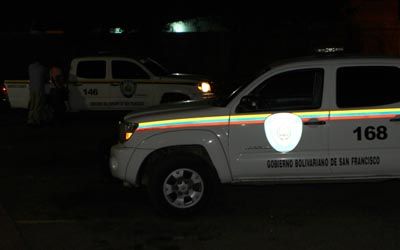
[136,108,400,132]
[137,116,230,131]
[330,108,400,120]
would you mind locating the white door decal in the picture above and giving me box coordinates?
[264,113,303,153]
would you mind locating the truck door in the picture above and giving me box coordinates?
[109,60,154,110]
[329,66,400,177]
[229,68,331,180]
[68,60,110,111]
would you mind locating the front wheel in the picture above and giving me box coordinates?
[147,155,217,215]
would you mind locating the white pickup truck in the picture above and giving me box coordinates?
[110,56,400,215]
[4,56,214,111]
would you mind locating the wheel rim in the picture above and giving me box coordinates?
[163,168,204,209]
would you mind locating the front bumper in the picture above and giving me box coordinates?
[109,144,134,181]
[110,144,154,186]
[201,92,215,99]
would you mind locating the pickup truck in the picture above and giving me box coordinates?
[4,56,214,111]
[110,56,400,215]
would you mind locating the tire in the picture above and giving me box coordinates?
[147,154,217,216]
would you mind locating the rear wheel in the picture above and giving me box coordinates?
[147,154,217,215]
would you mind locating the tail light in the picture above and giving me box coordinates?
[1,86,7,98]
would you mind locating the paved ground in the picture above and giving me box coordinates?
[0,204,26,250]
[1,110,400,250]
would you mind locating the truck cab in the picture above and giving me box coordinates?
[110,56,400,214]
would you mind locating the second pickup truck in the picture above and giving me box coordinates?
[4,56,214,111]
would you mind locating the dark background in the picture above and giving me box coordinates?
[3,2,400,249]
[1,0,393,93]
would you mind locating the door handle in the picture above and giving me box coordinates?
[390,116,400,122]
[110,82,121,86]
[303,120,326,126]
[72,82,82,86]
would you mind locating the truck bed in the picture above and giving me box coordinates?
[4,80,29,109]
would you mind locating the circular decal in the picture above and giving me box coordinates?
[264,113,303,153]
[120,80,137,98]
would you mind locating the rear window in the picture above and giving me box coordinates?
[76,61,106,79]
[336,66,400,108]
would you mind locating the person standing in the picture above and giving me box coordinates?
[27,58,49,126]
[49,64,68,123]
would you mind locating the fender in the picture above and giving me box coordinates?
[128,129,232,184]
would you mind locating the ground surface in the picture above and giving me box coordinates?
[1,110,400,250]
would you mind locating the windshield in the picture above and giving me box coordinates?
[212,67,271,107]
[212,83,250,107]
[140,58,170,76]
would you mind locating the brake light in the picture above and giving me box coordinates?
[1,86,6,93]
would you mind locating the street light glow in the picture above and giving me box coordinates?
[171,21,187,33]
[110,27,125,34]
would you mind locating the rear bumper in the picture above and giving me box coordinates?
[0,97,10,110]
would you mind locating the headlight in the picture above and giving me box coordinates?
[118,121,138,143]
[197,81,211,93]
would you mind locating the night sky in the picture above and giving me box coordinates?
[0,1,346,32]
[0,0,379,89]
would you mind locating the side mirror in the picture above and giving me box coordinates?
[237,95,259,112]
[68,74,78,84]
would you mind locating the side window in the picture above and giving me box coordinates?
[112,61,149,79]
[248,68,324,111]
[76,61,106,79]
[337,66,400,108]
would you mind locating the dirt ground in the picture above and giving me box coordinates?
[1,110,400,250]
